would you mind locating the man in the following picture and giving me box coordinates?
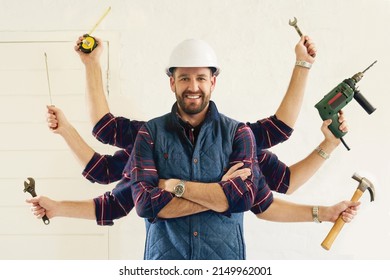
[47,34,343,193]
[29,38,357,260]
[98,39,357,259]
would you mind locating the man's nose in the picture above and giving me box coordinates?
[187,79,199,92]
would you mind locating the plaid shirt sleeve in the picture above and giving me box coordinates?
[93,179,135,226]
[219,123,260,214]
[258,150,291,194]
[92,112,145,149]
[125,125,174,221]
[250,173,274,215]
[82,113,144,184]
[247,115,293,149]
[82,148,131,184]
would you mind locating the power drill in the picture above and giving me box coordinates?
[315,61,377,150]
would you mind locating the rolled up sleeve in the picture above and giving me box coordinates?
[128,126,174,221]
[82,148,131,184]
[93,180,134,226]
[250,174,274,215]
[219,124,260,214]
[258,150,290,194]
[92,113,144,149]
[247,115,293,150]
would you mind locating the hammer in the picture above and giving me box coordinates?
[321,173,375,250]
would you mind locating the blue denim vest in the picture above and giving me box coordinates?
[143,101,245,260]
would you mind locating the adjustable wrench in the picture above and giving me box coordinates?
[24,177,50,225]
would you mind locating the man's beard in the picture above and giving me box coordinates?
[176,90,210,115]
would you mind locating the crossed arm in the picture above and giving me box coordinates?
[128,124,258,220]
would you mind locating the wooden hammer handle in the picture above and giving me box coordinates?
[321,189,364,250]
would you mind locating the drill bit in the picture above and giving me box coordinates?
[352,60,378,83]
[362,60,377,73]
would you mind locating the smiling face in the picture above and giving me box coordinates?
[170,67,216,124]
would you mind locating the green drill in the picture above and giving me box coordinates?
[314,61,377,150]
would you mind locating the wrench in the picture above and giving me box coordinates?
[24,177,50,225]
[289,17,315,58]
[288,17,303,37]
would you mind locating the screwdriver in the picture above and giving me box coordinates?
[44,52,53,105]
[44,52,57,129]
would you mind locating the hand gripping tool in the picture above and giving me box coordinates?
[23,177,50,225]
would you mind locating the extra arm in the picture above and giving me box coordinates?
[74,37,110,126]
[262,116,347,195]
[47,105,136,185]
[247,36,316,150]
[256,198,359,223]
[27,196,96,220]
[275,35,317,128]
[47,106,95,167]
[26,180,135,225]
[288,116,347,193]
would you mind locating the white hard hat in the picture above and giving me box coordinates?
[165,39,220,77]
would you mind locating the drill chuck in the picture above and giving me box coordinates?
[351,72,364,83]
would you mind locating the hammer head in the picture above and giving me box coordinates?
[352,173,375,202]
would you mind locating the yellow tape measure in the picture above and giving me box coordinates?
[79,7,111,53]
[80,35,97,53]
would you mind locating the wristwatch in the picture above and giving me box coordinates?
[173,180,186,197]
[312,206,322,223]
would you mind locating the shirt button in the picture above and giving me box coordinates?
[193,231,198,237]
[193,158,198,164]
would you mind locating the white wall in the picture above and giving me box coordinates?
[0,0,389,260]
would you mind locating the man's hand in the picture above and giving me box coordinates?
[222,162,251,181]
[295,35,317,63]
[74,36,103,65]
[46,105,71,135]
[321,110,348,147]
[320,200,360,223]
[158,179,179,193]
[26,196,57,220]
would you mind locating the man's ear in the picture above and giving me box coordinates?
[170,76,175,92]
[211,75,216,91]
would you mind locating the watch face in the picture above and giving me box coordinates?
[174,183,185,197]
